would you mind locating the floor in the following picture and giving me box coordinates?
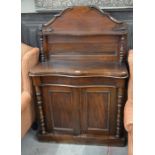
[21,130,128,155]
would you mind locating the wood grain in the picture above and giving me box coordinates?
[30,6,128,146]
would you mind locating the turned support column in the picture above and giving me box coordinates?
[119,35,126,63]
[35,86,46,134]
[116,87,124,138]
[33,76,46,135]
[39,25,46,62]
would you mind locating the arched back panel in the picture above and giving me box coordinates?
[39,6,128,62]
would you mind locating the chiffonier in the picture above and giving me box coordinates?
[29,6,128,146]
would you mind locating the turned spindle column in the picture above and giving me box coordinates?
[119,35,126,63]
[35,86,46,134]
[39,25,46,62]
[116,87,124,138]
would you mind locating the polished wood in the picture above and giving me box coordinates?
[30,61,128,77]
[37,133,126,146]
[39,6,127,63]
[39,27,46,62]
[30,6,128,146]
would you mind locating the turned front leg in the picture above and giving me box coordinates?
[32,77,46,134]
[116,87,125,138]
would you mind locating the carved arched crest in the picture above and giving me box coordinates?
[42,6,127,35]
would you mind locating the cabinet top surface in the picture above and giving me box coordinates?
[29,60,128,78]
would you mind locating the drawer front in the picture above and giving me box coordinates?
[40,76,125,88]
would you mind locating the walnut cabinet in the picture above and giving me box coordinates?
[30,6,128,146]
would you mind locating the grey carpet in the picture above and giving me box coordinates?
[21,130,127,155]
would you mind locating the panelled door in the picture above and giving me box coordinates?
[42,86,80,135]
[80,86,117,136]
[42,85,117,136]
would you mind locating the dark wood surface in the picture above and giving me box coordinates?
[21,8,133,49]
[37,133,126,146]
[39,6,127,63]
[30,61,128,77]
[30,6,128,146]
[42,6,127,33]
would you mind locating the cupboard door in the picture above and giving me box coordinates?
[42,86,80,135]
[81,86,117,135]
